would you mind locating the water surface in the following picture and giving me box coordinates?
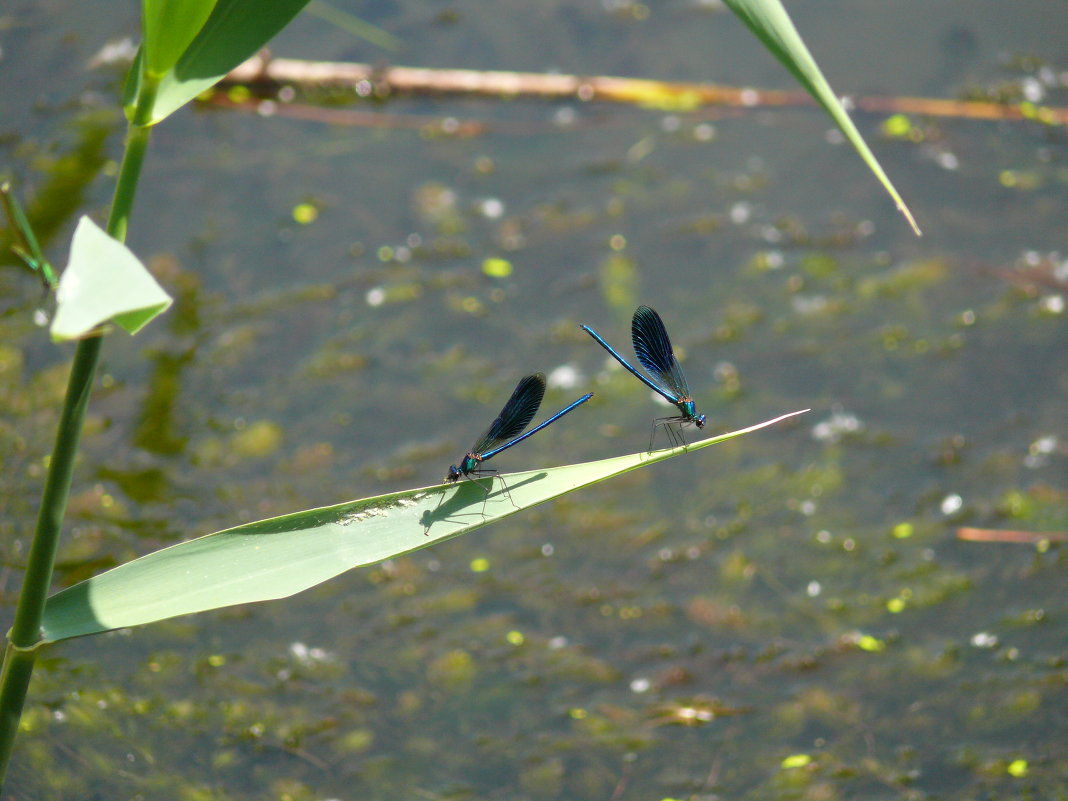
[2,1,1067,798]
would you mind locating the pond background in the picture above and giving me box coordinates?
[2,0,1067,799]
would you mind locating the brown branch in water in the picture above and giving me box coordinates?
[220,52,1068,125]
[957,527,1068,544]
[223,52,783,107]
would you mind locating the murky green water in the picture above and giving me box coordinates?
[3,1,1068,798]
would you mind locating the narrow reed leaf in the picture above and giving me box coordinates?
[142,0,217,78]
[1,182,56,288]
[722,0,921,235]
[144,0,313,124]
[41,410,808,643]
[305,0,402,52]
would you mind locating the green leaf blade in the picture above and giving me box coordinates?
[148,0,313,124]
[721,0,921,235]
[50,217,172,341]
[305,0,402,52]
[40,410,808,643]
[1,181,57,288]
[142,0,218,78]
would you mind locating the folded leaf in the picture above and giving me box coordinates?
[50,216,171,341]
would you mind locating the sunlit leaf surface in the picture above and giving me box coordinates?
[50,216,172,340]
[142,0,217,78]
[41,411,807,643]
[146,0,312,123]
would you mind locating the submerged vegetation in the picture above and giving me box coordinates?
[2,0,1067,798]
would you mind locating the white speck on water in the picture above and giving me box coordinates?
[629,677,651,693]
[548,364,582,390]
[812,409,863,443]
[971,632,998,649]
[729,201,752,225]
[940,494,963,515]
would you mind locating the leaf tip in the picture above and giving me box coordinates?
[899,202,922,237]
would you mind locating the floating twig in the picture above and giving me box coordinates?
[957,527,1068,544]
[219,53,1068,125]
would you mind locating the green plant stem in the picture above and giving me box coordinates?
[0,651,36,776]
[0,113,153,785]
[0,334,106,786]
[109,111,154,241]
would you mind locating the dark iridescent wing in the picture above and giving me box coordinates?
[471,373,546,454]
[481,391,593,460]
[631,305,690,399]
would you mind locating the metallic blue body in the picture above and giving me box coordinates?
[445,373,593,483]
[582,305,706,441]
